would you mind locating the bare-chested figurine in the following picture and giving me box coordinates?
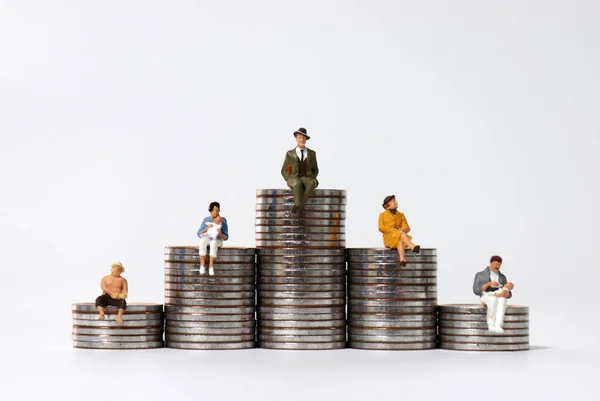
[95,262,129,323]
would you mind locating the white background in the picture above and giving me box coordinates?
[1,0,599,400]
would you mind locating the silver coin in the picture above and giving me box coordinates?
[166,320,254,328]
[166,341,255,350]
[255,225,346,234]
[72,303,163,313]
[348,269,438,278]
[258,319,345,328]
[256,233,347,241]
[349,320,436,329]
[348,277,436,284]
[348,334,437,343]
[164,263,254,271]
[255,211,347,220]
[348,305,436,313]
[255,204,346,212]
[438,313,527,322]
[256,219,345,227]
[258,327,346,336]
[165,283,255,291]
[259,297,345,306]
[349,341,437,350]
[347,248,437,257]
[73,319,164,327]
[256,241,346,248]
[348,290,437,298]
[73,341,164,349]
[165,247,256,256]
[166,275,255,283]
[165,290,254,299]
[167,334,255,342]
[166,326,254,335]
[438,304,529,315]
[165,254,255,263]
[258,306,344,314]
[72,313,163,321]
[348,284,437,291]
[348,256,438,264]
[258,277,345,285]
[257,334,346,342]
[73,334,163,342]
[258,248,345,256]
[258,291,345,299]
[258,263,345,271]
[258,313,345,321]
[165,305,254,314]
[166,313,254,322]
[439,342,529,351]
[439,334,529,344]
[165,298,254,306]
[256,197,347,205]
[349,299,437,307]
[258,283,344,292]
[349,328,436,336]
[258,341,346,350]
[439,321,529,329]
[72,326,163,336]
[349,311,436,321]
[165,266,254,276]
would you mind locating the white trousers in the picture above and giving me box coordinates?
[199,236,223,258]
[480,292,508,328]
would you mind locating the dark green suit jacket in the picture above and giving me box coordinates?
[281,148,319,185]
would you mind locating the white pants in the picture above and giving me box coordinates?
[480,292,508,328]
[199,236,223,258]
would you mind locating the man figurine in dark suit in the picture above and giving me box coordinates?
[281,127,319,214]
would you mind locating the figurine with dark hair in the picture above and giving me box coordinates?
[197,201,229,276]
[473,255,514,333]
[281,127,319,214]
[95,262,128,323]
[378,194,420,267]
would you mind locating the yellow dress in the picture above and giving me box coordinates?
[378,210,411,249]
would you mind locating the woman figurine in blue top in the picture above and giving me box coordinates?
[197,201,229,276]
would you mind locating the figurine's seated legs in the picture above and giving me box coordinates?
[481,293,500,331]
[97,306,105,320]
[495,296,508,330]
[287,178,304,207]
[299,177,317,206]
[199,236,212,269]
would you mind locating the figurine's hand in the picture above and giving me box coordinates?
[489,281,500,288]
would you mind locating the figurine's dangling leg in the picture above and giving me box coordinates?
[116,308,124,324]
[494,297,508,333]
[397,246,407,266]
[97,306,105,320]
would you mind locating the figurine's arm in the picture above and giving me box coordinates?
[312,151,319,178]
[197,221,209,238]
[120,278,128,299]
[281,152,293,181]
[401,213,411,234]
[378,213,394,234]
[473,272,485,296]
[220,219,229,241]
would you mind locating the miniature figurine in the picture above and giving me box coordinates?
[197,201,229,276]
[473,255,514,333]
[281,127,319,214]
[95,262,128,323]
[378,194,420,267]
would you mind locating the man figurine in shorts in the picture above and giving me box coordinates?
[281,127,319,215]
[473,255,515,333]
[95,262,128,324]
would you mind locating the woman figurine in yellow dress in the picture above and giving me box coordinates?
[378,194,420,267]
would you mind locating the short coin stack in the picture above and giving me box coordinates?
[256,189,347,350]
[72,303,164,349]
[347,248,438,350]
[164,246,256,350]
[438,304,530,351]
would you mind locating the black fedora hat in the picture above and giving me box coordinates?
[293,127,310,139]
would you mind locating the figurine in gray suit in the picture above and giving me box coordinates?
[473,255,514,333]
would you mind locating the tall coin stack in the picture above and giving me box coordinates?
[347,248,438,350]
[72,303,164,349]
[438,304,530,351]
[164,246,256,350]
[255,189,347,350]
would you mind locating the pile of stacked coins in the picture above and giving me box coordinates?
[164,246,256,350]
[347,248,438,350]
[255,189,347,350]
[438,304,530,351]
[72,303,164,349]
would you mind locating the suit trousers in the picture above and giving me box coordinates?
[480,292,508,328]
[287,177,317,207]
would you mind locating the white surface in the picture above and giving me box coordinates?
[1,0,599,399]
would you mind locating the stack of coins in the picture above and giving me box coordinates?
[347,248,438,350]
[255,189,347,350]
[438,304,530,351]
[164,246,256,350]
[72,303,164,349]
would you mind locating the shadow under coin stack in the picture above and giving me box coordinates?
[255,189,346,350]
[438,304,530,351]
[164,247,256,349]
[72,303,164,349]
[347,249,438,350]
